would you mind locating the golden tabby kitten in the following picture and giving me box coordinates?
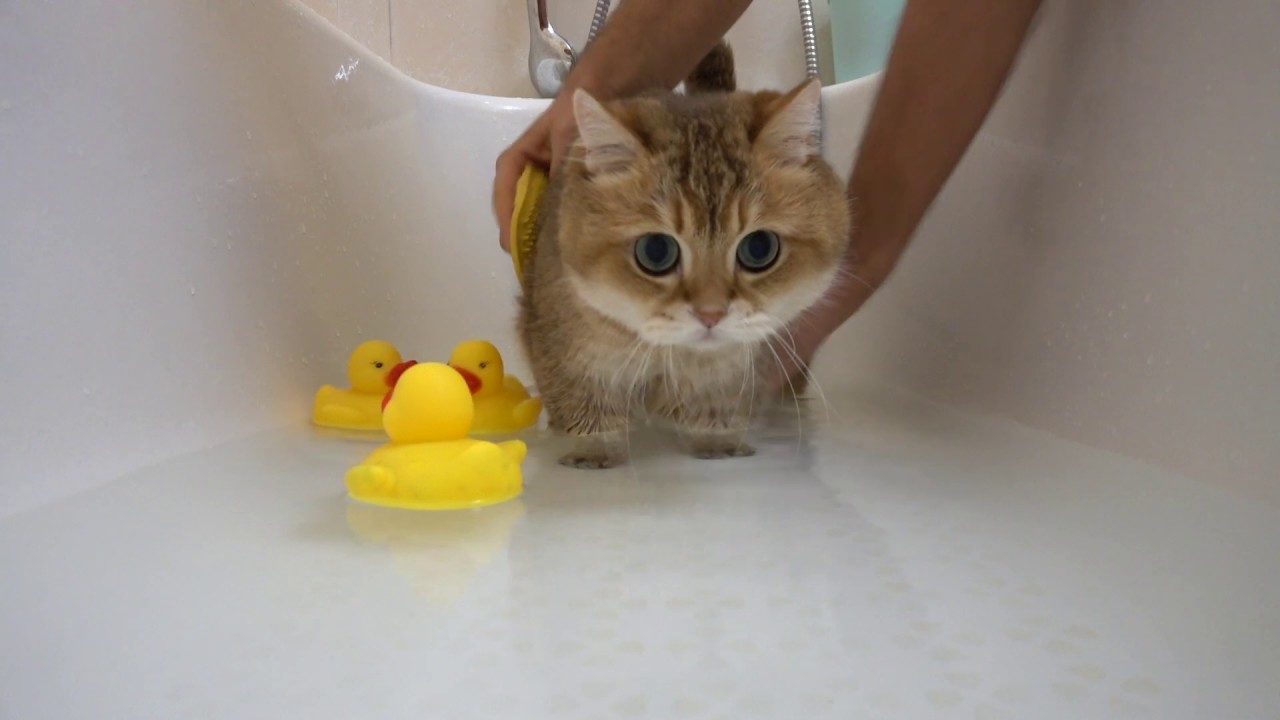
[518,43,851,468]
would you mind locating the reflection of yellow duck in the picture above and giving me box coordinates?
[345,362,526,510]
[312,340,403,431]
[345,500,526,606]
[447,340,542,434]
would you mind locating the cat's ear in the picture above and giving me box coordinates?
[755,78,822,165]
[573,89,641,176]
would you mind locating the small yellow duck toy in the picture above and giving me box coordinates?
[345,362,526,510]
[312,340,405,431]
[447,340,542,434]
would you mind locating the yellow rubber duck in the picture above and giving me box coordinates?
[312,340,404,431]
[447,340,542,434]
[345,362,526,510]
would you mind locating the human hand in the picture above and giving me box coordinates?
[492,92,582,253]
[769,246,894,395]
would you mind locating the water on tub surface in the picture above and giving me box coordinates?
[1,386,1277,720]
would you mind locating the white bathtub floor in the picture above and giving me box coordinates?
[2,386,1277,720]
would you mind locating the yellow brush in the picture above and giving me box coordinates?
[510,163,548,288]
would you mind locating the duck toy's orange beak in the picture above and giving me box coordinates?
[381,360,419,410]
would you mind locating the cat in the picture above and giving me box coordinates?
[517,42,851,469]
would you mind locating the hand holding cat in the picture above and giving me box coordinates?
[492,91,580,253]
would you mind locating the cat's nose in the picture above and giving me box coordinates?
[693,308,727,328]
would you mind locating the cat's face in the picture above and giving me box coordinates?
[556,81,851,352]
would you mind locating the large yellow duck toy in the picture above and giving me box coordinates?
[312,340,405,431]
[345,362,526,510]
[447,340,542,434]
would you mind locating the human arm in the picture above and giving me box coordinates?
[492,0,754,251]
[778,0,1044,387]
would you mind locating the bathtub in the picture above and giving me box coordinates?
[1,0,1277,717]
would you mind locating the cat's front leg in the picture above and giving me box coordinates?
[545,390,628,469]
[562,428,627,469]
[681,427,756,460]
[673,402,756,460]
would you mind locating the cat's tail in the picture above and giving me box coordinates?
[685,41,736,94]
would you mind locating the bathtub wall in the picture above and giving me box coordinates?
[0,0,424,515]
[2,0,1278,516]
[299,0,392,58]
[817,0,1280,502]
[298,0,836,96]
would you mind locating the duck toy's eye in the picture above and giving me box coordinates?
[374,362,384,369]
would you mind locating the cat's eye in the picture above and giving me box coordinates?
[736,230,781,272]
[634,233,680,275]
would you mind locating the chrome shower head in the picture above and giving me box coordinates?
[527,0,576,97]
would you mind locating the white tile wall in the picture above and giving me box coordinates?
[301,0,391,58]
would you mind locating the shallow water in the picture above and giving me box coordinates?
[2,386,1277,719]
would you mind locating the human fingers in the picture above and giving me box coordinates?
[492,119,554,252]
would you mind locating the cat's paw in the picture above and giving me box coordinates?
[558,449,625,469]
[689,441,756,460]
[558,431,625,470]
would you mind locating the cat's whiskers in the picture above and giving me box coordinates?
[760,338,804,449]
[622,345,654,478]
[747,342,758,432]
[771,322,836,425]
[759,311,833,417]
[608,337,647,392]
[730,341,753,433]
[664,345,685,412]
[831,265,876,292]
